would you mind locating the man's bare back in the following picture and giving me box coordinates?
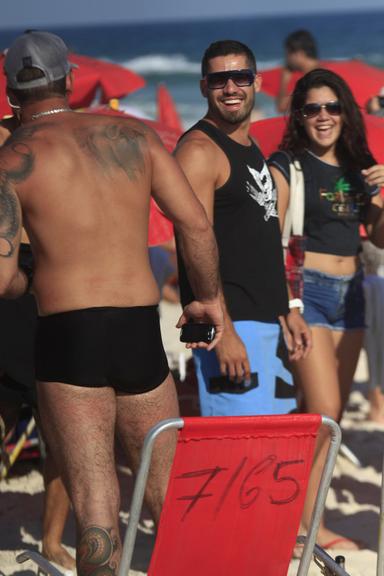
[3,113,180,314]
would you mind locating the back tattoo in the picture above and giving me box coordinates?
[74,122,147,180]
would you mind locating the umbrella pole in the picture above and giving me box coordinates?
[0,417,36,479]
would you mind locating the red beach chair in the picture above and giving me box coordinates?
[119,414,347,576]
[17,414,348,576]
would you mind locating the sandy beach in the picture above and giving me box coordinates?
[0,301,383,575]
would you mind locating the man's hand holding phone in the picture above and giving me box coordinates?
[177,297,224,350]
[180,323,216,343]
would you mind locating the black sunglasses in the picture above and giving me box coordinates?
[205,69,255,90]
[301,101,342,118]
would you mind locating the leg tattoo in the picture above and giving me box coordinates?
[77,526,120,576]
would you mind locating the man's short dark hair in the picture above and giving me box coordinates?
[285,30,318,59]
[201,40,257,77]
[10,67,67,105]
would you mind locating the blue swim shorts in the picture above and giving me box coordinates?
[193,320,296,416]
[303,268,365,331]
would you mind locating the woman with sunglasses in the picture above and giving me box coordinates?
[269,68,384,550]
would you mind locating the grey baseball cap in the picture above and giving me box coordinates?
[4,31,73,90]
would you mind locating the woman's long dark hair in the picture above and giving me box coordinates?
[280,68,376,170]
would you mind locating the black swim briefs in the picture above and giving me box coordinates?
[35,306,170,394]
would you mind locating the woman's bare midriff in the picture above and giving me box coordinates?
[304,251,360,276]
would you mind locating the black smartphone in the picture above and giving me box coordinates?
[378,95,384,108]
[180,323,216,343]
[208,372,259,394]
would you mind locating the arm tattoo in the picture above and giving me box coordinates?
[75,123,146,180]
[78,525,120,575]
[0,131,35,258]
[0,179,20,257]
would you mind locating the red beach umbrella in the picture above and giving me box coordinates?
[0,51,145,117]
[89,106,182,246]
[156,84,184,132]
[68,53,145,106]
[250,115,288,159]
[261,60,384,109]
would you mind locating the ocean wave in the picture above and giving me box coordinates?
[124,54,200,75]
[123,54,284,75]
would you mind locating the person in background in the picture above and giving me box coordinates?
[175,39,311,419]
[366,86,384,118]
[277,30,319,113]
[361,239,384,423]
[269,68,384,549]
[149,239,179,304]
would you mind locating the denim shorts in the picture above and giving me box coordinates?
[303,268,365,331]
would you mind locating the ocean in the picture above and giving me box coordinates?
[1,9,384,127]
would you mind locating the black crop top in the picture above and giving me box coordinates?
[268,150,379,256]
[177,120,289,322]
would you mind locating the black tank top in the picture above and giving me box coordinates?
[178,120,289,322]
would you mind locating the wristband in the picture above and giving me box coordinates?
[289,298,304,314]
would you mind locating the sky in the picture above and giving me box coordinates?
[1,0,384,28]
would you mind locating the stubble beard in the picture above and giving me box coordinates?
[209,92,255,125]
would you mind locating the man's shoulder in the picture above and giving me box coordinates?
[180,126,214,146]
[176,127,220,162]
[2,121,58,152]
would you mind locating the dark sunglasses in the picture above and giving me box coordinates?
[205,69,255,90]
[301,101,342,118]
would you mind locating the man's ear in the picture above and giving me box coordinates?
[254,74,262,94]
[200,78,208,98]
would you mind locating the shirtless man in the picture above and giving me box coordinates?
[0,31,223,575]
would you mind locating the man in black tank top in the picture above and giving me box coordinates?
[175,40,312,417]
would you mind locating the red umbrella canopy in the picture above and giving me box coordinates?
[250,115,288,159]
[68,53,145,106]
[260,60,384,109]
[89,106,183,246]
[250,112,384,183]
[156,84,184,133]
[0,51,145,117]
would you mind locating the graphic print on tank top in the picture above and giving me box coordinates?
[246,163,278,222]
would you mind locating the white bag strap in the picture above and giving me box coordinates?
[282,158,305,248]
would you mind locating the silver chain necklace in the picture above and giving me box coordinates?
[31,107,72,120]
